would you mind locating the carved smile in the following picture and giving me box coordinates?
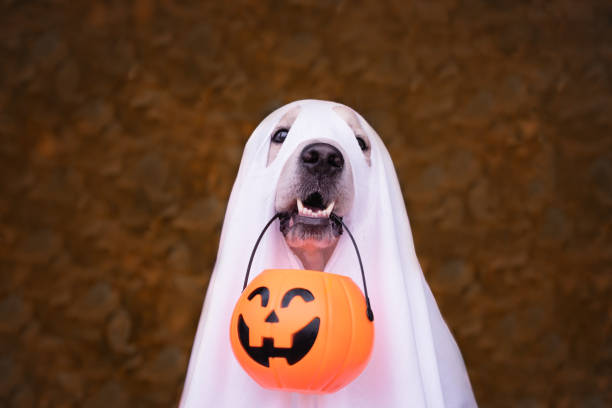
[238,315,320,367]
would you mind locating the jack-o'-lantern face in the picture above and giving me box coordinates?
[230,269,374,393]
[238,286,320,367]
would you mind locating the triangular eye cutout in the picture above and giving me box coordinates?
[265,310,279,323]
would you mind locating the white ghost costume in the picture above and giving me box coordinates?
[179,100,477,407]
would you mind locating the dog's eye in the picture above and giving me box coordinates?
[356,136,368,151]
[271,128,289,144]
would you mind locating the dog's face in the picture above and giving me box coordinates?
[270,105,371,269]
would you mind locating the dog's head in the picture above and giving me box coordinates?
[268,104,372,269]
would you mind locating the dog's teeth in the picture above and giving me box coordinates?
[296,199,336,218]
[324,201,335,216]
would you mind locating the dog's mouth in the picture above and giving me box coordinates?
[297,193,335,220]
[278,191,343,248]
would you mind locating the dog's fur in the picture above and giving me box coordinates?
[271,105,371,270]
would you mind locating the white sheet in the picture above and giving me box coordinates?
[179,100,477,407]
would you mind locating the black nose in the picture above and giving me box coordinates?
[300,143,344,176]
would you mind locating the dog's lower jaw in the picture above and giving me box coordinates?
[289,240,339,271]
[279,211,343,270]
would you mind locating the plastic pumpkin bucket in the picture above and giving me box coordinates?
[230,268,374,394]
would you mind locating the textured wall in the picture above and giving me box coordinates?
[1,1,611,407]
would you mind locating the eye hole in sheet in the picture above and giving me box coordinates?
[267,106,302,166]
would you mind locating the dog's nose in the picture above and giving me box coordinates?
[300,143,344,176]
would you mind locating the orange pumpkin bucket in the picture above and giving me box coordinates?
[230,213,374,394]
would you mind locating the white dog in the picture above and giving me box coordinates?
[180,100,477,407]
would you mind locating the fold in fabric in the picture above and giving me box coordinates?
[179,100,477,407]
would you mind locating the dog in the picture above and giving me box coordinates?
[180,100,477,408]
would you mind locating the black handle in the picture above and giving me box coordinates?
[243,212,374,322]
[330,213,374,322]
[242,213,281,291]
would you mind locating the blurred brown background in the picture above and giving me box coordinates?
[1,0,611,407]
